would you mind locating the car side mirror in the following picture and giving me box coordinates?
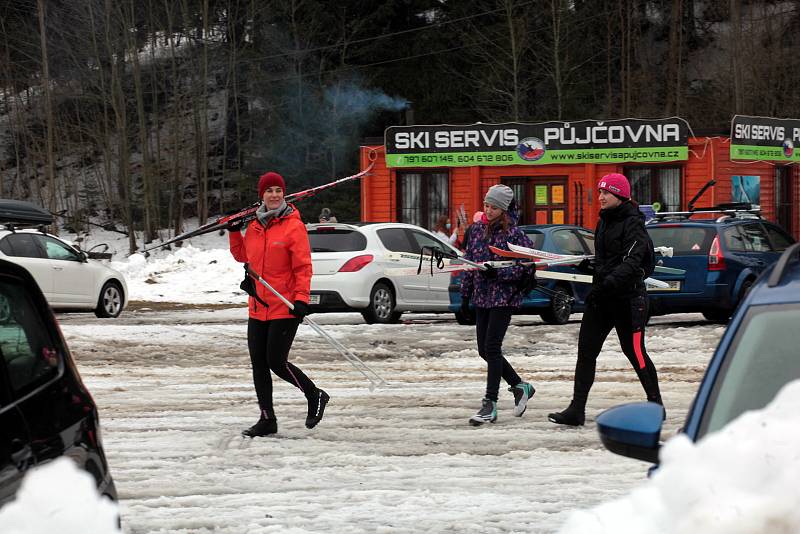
[79,251,88,262]
[596,401,664,464]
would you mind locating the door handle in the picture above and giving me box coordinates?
[10,439,33,468]
[53,266,63,271]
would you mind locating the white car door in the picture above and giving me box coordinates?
[0,233,54,301]
[407,229,460,308]
[34,235,95,306]
[374,227,430,304]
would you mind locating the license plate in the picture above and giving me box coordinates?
[647,280,681,292]
[309,294,321,305]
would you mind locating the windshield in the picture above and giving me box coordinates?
[699,304,800,438]
[647,226,715,256]
[307,229,367,252]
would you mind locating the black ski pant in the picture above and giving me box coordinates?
[571,291,662,408]
[475,307,522,402]
[247,317,316,419]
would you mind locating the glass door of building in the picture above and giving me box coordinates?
[502,177,568,225]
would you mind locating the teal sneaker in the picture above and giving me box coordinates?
[510,382,535,417]
[469,398,497,426]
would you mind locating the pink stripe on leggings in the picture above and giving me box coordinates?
[285,364,303,391]
[633,331,646,369]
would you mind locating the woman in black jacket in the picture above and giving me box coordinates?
[548,173,663,426]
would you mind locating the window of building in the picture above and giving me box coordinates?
[501,178,527,225]
[397,171,449,230]
[624,167,681,211]
[775,167,794,235]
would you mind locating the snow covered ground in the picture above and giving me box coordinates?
[7,225,785,533]
[56,301,722,533]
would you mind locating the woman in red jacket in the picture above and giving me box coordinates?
[229,171,329,437]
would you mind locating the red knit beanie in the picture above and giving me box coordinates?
[598,173,631,199]
[258,172,286,198]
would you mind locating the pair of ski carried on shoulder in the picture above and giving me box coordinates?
[385,243,683,289]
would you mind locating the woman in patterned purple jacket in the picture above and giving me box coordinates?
[461,184,538,426]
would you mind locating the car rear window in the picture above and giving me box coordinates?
[307,229,367,252]
[647,226,716,255]
[523,231,545,249]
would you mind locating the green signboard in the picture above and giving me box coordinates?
[730,115,800,161]
[384,118,690,168]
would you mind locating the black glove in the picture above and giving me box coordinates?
[519,270,538,294]
[576,258,595,275]
[482,264,498,279]
[460,296,471,315]
[227,219,244,232]
[585,283,608,305]
[290,300,309,320]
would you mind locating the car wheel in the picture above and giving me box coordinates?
[540,285,572,325]
[95,281,124,318]
[702,309,731,323]
[361,282,401,324]
[455,310,476,325]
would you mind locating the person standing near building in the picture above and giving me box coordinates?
[432,214,460,246]
[229,171,329,437]
[548,173,662,426]
[460,185,537,426]
[318,207,337,223]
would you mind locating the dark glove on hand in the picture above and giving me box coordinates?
[460,296,471,315]
[482,264,498,279]
[227,219,244,232]
[291,300,309,320]
[576,258,595,275]
[519,270,538,294]
[586,283,608,305]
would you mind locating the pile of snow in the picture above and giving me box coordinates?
[559,379,800,533]
[63,221,248,304]
[121,246,245,304]
[0,458,121,534]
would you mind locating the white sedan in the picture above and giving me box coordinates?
[307,222,460,323]
[0,228,128,318]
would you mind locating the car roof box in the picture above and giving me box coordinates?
[0,200,53,226]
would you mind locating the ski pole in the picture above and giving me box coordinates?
[244,265,387,391]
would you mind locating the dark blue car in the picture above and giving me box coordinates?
[449,224,594,325]
[646,209,795,322]
[596,242,800,465]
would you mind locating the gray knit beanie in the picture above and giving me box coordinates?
[484,184,514,211]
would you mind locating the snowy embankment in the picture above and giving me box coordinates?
[558,380,800,533]
[2,226,797,533]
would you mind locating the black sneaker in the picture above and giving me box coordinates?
[242,417,277,437]
[547,401,585,426]
[306,389,330,429]
[469,398,497,426]
[509,382,535,417]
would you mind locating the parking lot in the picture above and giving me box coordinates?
[59,306,723,533]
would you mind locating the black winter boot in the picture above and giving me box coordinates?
[305,389,330,429]
[547,400,586,426]
[242,417,278,437]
